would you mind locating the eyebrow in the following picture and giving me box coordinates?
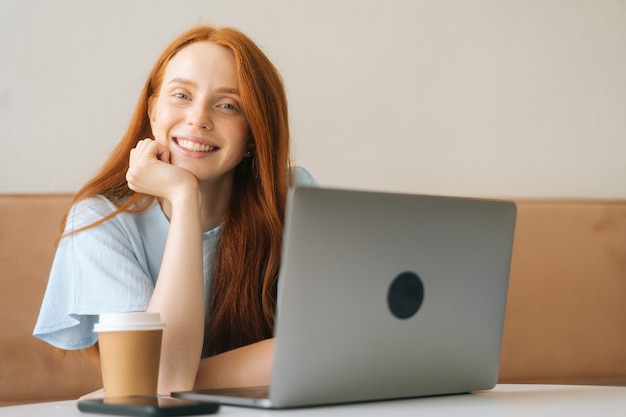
[217,86,241,96]
[167,77,197,87]
[167,78,240,95]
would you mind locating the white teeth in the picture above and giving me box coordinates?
[178,139,215,152]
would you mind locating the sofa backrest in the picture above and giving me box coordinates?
[0,195,101,405]
[0,194,624,404]
[498,200,626,385]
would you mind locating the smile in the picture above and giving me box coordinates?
[176,138,219,152]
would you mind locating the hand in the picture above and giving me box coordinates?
[126,139,197,201]
[195,338,274,389]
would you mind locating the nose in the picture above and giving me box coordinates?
[187,103,213,130]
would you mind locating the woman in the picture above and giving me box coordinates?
[33,24,316,396]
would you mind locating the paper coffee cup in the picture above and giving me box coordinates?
[95,312,165,398]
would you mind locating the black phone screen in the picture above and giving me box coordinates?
[77,396,220,416]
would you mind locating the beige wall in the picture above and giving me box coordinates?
[1,0,624,198]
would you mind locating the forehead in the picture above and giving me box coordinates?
[163,41,238,88]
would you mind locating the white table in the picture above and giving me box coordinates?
[1,384,625,417]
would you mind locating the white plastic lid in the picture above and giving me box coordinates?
[93,312,166,332]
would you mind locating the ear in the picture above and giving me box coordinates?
[246,138,256,156]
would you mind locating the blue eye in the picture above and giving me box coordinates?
[173,92,189,100]
[219,102,240,111]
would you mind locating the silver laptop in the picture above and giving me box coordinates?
[173,186,517,408]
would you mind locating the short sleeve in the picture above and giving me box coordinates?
[33,196,156,350]
[292,166,318,187]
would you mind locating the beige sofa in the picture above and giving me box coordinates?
[1,194,625,405]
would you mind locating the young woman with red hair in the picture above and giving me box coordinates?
[33,24,316,396]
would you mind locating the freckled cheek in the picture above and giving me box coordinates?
[150,108,176,145]
[236,122,251,143]
[240,126,251,142]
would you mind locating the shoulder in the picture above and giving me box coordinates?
[64,195,119,231]
[65,195,160,232]
[291,166,319,188]
[71,195,117,213]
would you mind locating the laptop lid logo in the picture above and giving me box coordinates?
[387,271,424,319]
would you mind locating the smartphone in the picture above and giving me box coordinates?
[77,396,220,416]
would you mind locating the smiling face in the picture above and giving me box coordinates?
[148,41,251,188]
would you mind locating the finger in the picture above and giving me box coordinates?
[130,141,161,165]
[158,147,171,163]
[134,138,157,154]
[135,138,154,151]
[141,139,170,162]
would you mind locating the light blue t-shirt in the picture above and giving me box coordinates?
[33,167,317,351]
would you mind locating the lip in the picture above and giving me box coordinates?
[173,135,220,157]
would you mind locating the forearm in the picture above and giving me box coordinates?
[148,190,205,395]
[195,338,274,389]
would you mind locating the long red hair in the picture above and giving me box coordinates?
[63,25,291,357]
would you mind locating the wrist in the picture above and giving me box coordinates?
[159,181,202,222]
